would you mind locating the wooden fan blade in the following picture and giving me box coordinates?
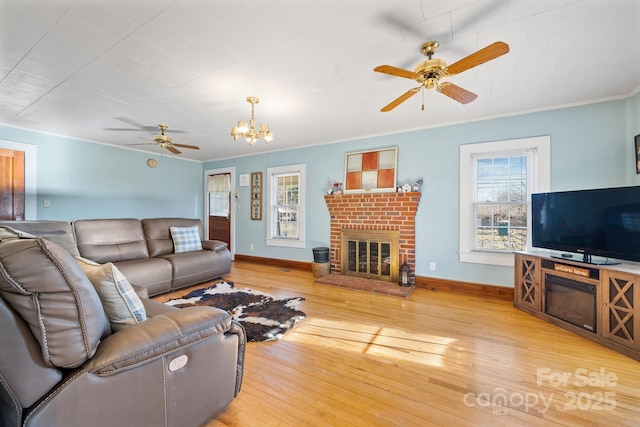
[374,65,421,80]
[166,146,181,154]
[172,143,200,150]
[445,41,509,76]
[381,87,421,112]
[437,82,477,104]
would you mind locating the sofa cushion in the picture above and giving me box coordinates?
[76,257,147,331]
[143,218,204,257]
[170,225,203,253]
[0,220,80,257]
[161,250,225,289]
[113,258,173,296]
[0,228,109,369]
[73,219,149,263]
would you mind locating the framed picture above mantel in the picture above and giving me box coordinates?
[344,147,397,193]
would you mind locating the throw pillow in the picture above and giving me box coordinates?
[170,225,203,253]
[76,257,147,331]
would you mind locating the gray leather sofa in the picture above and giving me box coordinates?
[0,227,245,427]
[0,218,231,296]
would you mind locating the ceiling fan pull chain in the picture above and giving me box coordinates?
[421,89,425,111]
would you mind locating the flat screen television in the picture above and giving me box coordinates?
[531,186,640,264]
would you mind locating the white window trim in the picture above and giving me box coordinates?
[459,136,550,266]
[266,163,306,248]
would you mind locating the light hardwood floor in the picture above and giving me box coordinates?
[155,261,640,427]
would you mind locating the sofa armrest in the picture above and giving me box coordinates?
[131,284,149,299]
[85,306,231,375]
[228,320,246,396]
[202,240,228,251]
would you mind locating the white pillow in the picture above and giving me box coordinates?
[170,225,203,253]
[76,257,147,331]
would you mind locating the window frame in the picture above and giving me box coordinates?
[266,163,306,248]
[459,136,550,266]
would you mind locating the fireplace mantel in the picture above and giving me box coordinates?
[324,192,421,284]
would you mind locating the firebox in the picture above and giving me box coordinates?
[544,273,597,332]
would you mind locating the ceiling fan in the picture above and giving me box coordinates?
[105,117,187,133]
[373,40,509,112]
[127,124,199,155]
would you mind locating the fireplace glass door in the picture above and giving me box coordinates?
[346,239,392,279]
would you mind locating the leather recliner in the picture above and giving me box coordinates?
[0,228,245,427]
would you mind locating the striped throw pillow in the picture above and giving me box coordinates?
[76,257,147,331]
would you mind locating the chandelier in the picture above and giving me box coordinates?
[230,96,274,145]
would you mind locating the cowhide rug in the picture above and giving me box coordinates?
[164,281,306,342]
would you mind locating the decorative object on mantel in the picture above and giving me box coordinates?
[413,179,423,192]
[250,172,262,220]
[327,181,343,195]
[344,147,397,193]
[230,96,274,145]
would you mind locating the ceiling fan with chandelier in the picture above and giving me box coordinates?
[126,124,199,155]
[373,40,509,112]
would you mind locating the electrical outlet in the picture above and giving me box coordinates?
[43,199,50,208]
[250,244,254,251]
[429,262,436,271]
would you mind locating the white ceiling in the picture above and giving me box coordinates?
[1,0,639,162]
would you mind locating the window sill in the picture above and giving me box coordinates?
[267,238,305,249]
[459,250,515,267]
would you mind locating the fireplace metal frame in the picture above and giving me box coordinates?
[340,229,399,282]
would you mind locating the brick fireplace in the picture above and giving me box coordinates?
[324,192,421,285]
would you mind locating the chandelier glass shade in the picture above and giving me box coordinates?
[230,96,273,145]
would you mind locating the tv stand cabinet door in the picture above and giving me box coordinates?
[601,271,640,351]
[514,253,541,311]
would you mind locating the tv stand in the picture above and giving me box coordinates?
[514,251,640,361]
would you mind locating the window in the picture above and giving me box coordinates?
[460,137,550,266]
[266,164,305,248]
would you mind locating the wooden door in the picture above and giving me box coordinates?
[208,173,231,250]
[0,149,25,220]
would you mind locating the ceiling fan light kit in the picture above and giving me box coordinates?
[374,40,509,111]
[231,96,274,145]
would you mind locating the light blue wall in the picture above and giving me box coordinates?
[205,98,637,287]
[1,96,637,287]
[0,126,203,221]
[630,92,640,185]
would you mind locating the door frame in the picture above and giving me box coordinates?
[203,166,236,260]
[0,139,37,219]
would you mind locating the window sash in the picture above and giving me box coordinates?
[472,153,530,253]
[266,164,306,248]
[272,173,300,239]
